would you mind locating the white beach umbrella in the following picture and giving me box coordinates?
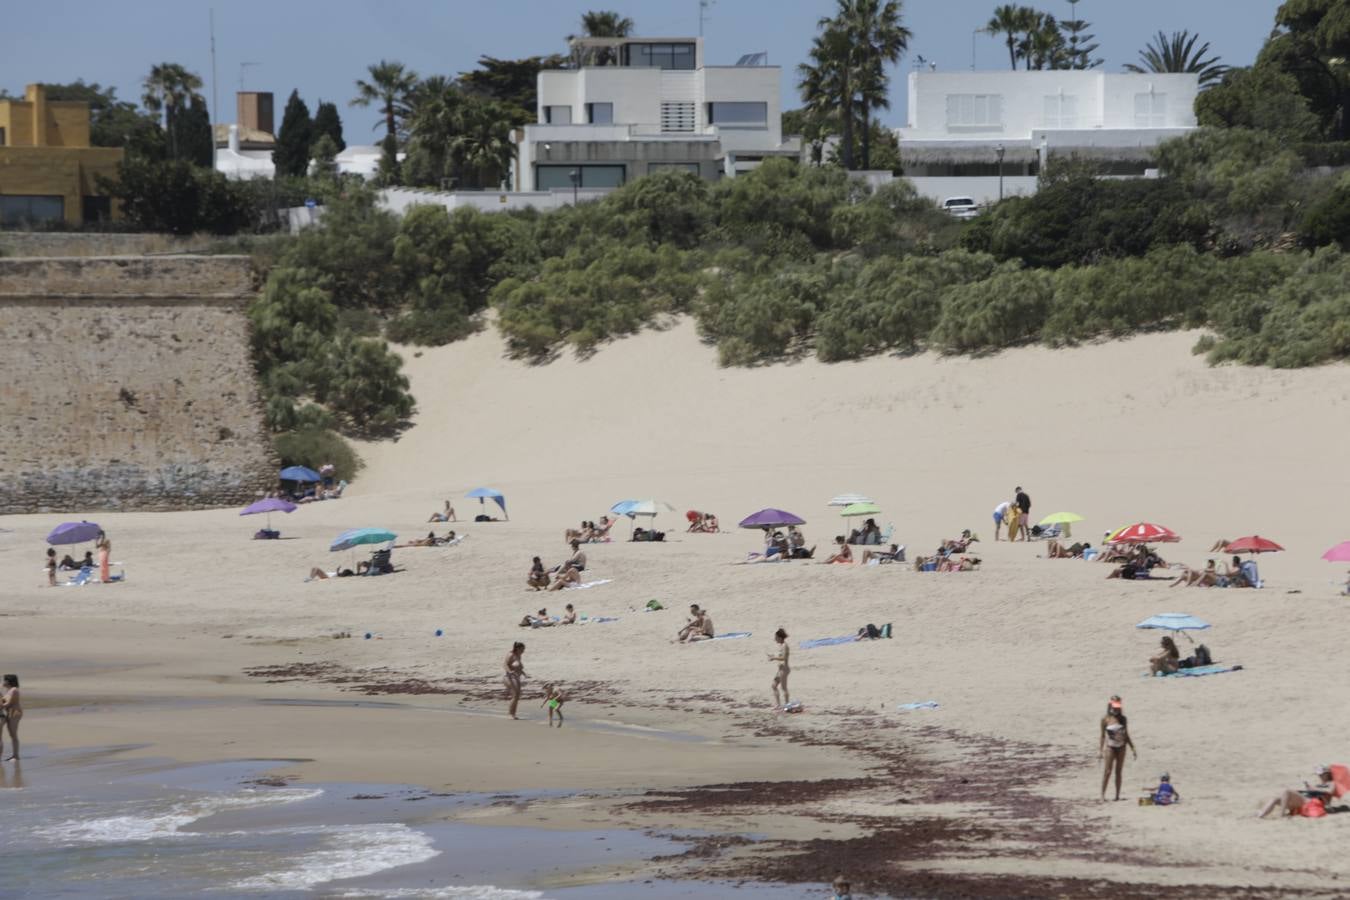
[828,493,873,507]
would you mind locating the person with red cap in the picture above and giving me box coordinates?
[1099,695,1137,801]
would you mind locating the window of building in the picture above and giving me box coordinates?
[536,164,627,190]
[1041,93,1079,128]
[544,105,572,125]
[82,195,112,223]
[0,127,6,146]
[0,195,64,227]
[647,162,701,176]
[622,42,696,70]
[707,102,768,128]
[1134,91,1167,127]
[660,101,696,133]
[586,102,614,124]
[944,94,1003,131]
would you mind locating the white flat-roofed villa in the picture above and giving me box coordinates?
[512,36,802,192]
[895,70,1200,206]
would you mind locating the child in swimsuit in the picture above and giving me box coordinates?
[542,683,566,727]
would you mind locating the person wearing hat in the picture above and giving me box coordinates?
[1259,764,1350,818]
[1099,695,1136,801]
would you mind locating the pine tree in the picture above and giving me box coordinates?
[312,101,346,153]
[273,89,313,178]
[1059,0,1101,69]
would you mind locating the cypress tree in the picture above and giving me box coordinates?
[312,101,346,153]
[273,89,313,177]
[171,95,214,168]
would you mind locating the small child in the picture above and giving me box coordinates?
[46,548,57,587]
[1145,772,1180,805]
[542,683,566,727]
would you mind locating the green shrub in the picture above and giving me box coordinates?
[1300,172,1350,250]
[697,258,845,365]
[385,306,481,345]
[931,267,1054,353]
[272,427,363,481]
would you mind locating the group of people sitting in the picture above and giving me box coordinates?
[290,480,346,503]
[564,517,615,544]
[912,554,981,572]
[519,604,577,628]
[847,519,884,545]
[1170,556,1260,588]
[686,511,721,533]
[676,604,715,642]
[308,548,394,580]
[1102,544,1168,580]
[55,551,96,571]
[1147,636,1215,676]
[528,541,589,591]
[745,527,816,562]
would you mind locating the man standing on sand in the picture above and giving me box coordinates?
[1015,486,1032,541]
[992,500,1011,541]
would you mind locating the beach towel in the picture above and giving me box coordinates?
[62,566,96,586]
[565,578,613,590]
[800,635,858,649]
[587,616,620,623]
[710,631,751,641]
[1160,664,1243,678]
[897,700,940,711]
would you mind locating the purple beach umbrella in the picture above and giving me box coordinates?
[738,508,807,529]
[241,497,297,533]
[46,520,102,545]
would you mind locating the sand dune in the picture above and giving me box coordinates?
[6,319,1350,891]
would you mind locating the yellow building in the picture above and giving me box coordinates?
[0,83,124,226]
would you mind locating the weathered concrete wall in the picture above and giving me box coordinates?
[0,232,219,258]
[0,255,276,513]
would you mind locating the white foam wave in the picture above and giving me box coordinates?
[36,787,323,845]
[232,822,440,891]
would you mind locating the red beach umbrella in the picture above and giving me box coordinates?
[1109,522,1180,544]
[1225,535,1284,554]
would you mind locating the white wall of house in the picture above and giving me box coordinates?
[906,175,1038,207]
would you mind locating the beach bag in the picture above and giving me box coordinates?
[1194,644,1212,666]
[863,623,882,639]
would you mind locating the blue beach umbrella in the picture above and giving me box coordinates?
[47,520,102,545]
[280,465,321,483]
[610,500,639,516]
[330,528,397,552]
[1136,613,1210,643]
[466,487,508,519]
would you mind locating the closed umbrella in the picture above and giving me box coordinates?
[1224,535,1284,554]
[46,521,102,545]
[240,497,297,532]
[466,487,507,520]
[739,508,806,529]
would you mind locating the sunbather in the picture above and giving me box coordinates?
[548,567,582,590]
[1170,559,1219,587]
[860,543,903,564]
[428,500,455,522]
[822,536,852,564]
[1259,765,1349,818]
[705,513,720,532]
[527,556,550,591]
[937,555,980,572]
[1149,636,1181,676]
[396,531,443,548]
[553,541,586,574]
[677,605,714,642]
[1044,540,1090,559]
[308,567,355,580]
[1209,539,1231,552]
[939,530,976,554]
[522,607,555,627]
[560,603,577,625]
[849,519,881,546]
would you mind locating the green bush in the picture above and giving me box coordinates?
[385,306,481,345]
[931,267,1055,353]
[698,260,842,365]
[1300,172,1350,250]
[272,427,363,481]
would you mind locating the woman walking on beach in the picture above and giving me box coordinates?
[1,675,21,761]
[96,530,111,583]
[504,642,526,720]
[1098,696,1136,801]
[769,628,790,708]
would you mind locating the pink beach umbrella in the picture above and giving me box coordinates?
[1109,522,1180,544]
[1322,541,1350,562]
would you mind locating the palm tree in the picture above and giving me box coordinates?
[840,0,910,170]
[1125,30,1228,88]
[141,63,203,159]
[405,76,463,187]
[351,60,419,182]
[798,21,856,169]
[579,10,633,37]
[451,100,516,190]
[1026,13,1065,70]
[987,4,1035,70]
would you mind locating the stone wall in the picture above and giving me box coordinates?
[0,232,220,258]
[0,255,276,513]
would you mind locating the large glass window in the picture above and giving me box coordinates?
[536,164,627,190]
[543,105,572,125]
[622,42,696,69]
[708,102,768,128]
[0,194,64,226]
[944,94,1003,130]
[586,102,613,124]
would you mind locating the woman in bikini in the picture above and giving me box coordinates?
[504,642,526,720]
[822,536,852,564]
[527,556,550,590]
[1150,636,1181,676]
[1,674,21,761]
[1098,696,1136,800]
[769,628,790,708]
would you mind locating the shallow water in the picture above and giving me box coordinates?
[0,746,817,898]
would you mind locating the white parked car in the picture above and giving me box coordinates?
[941,196,980,219]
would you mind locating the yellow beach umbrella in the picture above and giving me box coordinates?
[1038,512,1084,526]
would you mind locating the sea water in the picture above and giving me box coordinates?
[0,747,816,898]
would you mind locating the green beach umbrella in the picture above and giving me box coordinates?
[840,502,881,517]
[1038,512,1084,526]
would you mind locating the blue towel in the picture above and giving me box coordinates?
[897,700,940,711]
[800,635,857,649]
[1166,663,1242,678]
[589,616,620,623]
[712,631,751,640]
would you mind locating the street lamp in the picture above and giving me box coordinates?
[995,144,1005,202]
[569,168,580,205]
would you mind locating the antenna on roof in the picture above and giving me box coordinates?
[699,0,716,37]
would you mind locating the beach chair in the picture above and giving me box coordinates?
[65,565,95,586]
[879,522,894,543]
[1240,560,1263,588]
[364,548,394,576]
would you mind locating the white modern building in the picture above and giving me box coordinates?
[513,37,802,192]
[895,70,1200,205]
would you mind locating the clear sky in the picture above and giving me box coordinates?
[5,0,1281,142]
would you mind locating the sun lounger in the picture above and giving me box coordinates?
[800,635,859,649]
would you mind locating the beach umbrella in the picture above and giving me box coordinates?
[1038,512,1084,526]
[839,502,881,517]
[46,520,101,545]
[1109,522,1180,544]
[739,508,806,529]
[330,528,397,552]
[1224,535,1284,554]
[240,497,297,531]
[1136,612,1210,643]
[610,500,638,516]
[828,493,873,507]
[1322,541,1350,562]
[279,465,321,483]
[466,487,508,519]
[625,499,674,518]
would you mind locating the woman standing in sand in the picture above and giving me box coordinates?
[769,629,790,708]
[1098,696,1136,801]
[96,530,111,583]
[504,642,526,720]
[1,674,21,761]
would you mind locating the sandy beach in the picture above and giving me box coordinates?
[5,320,1350,896]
